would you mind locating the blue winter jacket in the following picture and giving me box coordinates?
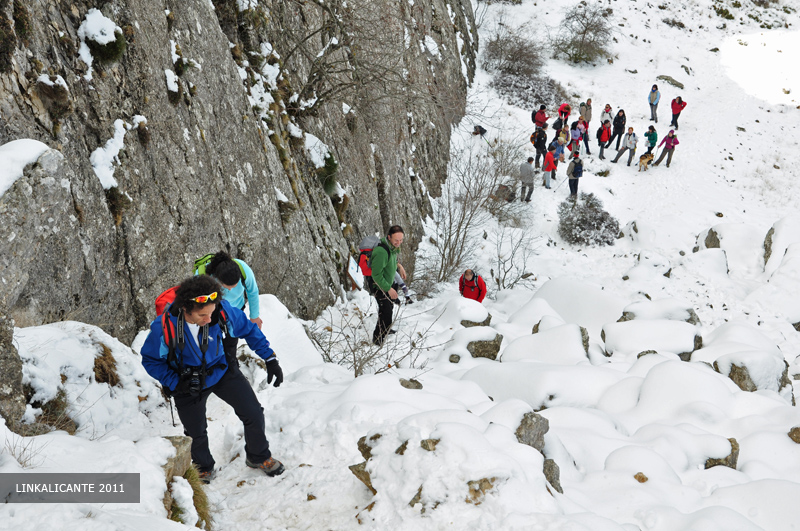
[140,300,275,391]
[550,140,566,160]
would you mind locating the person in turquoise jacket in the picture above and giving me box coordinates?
[644,125,658,154]
[141,275,284,483]
[648,84,661,123]
[198,252,261,328]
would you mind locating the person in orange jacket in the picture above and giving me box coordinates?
[459,269,486,303]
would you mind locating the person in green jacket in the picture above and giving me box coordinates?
[370,225,405,346]
[644,125,658,155]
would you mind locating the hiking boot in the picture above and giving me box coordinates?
[246,457,285,477]
[388,329,397,335]
[198,469,216,484]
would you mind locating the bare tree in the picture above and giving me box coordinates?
[490,227,541,290]
[308,303,440,377]
[269,0,465,117]
[550,2,615,63]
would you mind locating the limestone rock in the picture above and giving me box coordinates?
[789,427,800,444]
[656,74,684,89]
[634,472,648,483]
[449,354,461,363]
[461,314,492,328]
[704,438,739,470]
[349,461,377,495]
[515,412,549,453]
[0,0,477,346]
[357,433,382,461]
[467,333,503,360]
[399,378,423,390]
[543,459,563,494]
[162,436,193,483]
[465,477,496,505]
[420,439,440,452]
[0,308,25,429]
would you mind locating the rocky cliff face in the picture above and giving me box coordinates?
[0,0,476,349]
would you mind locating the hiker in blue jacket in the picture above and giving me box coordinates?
[648,84,661,123]
[141,275,285,483]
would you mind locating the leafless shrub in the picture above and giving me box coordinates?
[415,141,509,286]
[550,2,615,63]
[490,228,542,290]
[3,436,49,468]
[483,13,567,109]
[309,304,437,377]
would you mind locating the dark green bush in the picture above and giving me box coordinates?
[557,193,619,246]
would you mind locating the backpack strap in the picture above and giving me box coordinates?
[233,259,248,282]
[162,309,186,371]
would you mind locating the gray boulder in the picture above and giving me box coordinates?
[515,412,549,453]
[467,333,503,360]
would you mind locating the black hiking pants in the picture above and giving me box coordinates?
[174,363,271,474]
[608,127,624,150]
[372,289,396,345]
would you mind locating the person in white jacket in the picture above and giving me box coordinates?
[611,127,638,166]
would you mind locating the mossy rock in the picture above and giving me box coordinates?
[86,29,127,64]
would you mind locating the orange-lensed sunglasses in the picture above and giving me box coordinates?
[191,292,218,303]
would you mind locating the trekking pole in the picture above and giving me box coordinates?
[553,177,568,192]
[168,395,176,427]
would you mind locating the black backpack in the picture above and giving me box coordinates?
[552,117,563,131]
[596,126,604,139]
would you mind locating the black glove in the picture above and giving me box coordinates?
[266,359,283,387]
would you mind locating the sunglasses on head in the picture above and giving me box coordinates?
[191,292,218,303]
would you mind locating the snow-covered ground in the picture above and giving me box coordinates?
[2,0,800,530]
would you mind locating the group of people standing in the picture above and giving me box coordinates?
[524,85,687,198]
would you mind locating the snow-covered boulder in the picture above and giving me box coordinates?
[531,278,627,340]
[462,362,625,411]
[446,326,503,360]
[601,320,701,360]
[694,223,765,277]
[622,250,672,282]
[691,321,793,404]
[434,297,491,330]
[763,212,800,275]
[502,324,589,365]
[507,297,562,331]
[618,298,701,325]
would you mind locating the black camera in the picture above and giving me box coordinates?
[180,367,203,395]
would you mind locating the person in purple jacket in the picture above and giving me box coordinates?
[141,275,285,483]
[653,130,679,168]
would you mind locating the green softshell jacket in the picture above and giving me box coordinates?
[370,238,399,292]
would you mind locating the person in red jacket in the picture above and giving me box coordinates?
[542,144,557,190]
[597,120,612,160]
[459,269,486,302]
[558,103,571,126]
[669,97,687,129]
[532,105,549,128]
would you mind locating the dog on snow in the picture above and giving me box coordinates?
[638,153,654,172]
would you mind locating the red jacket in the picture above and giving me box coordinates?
[543,151,557,172]
[599,123,612,143]
[534,110,549,128]
[459,274,486,302]
[558,103,571,123]
[671,99,687,114]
